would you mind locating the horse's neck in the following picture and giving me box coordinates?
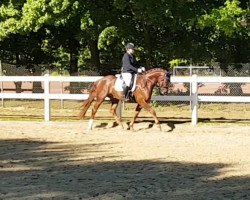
[136,73,156,95]
[146,72,159,86]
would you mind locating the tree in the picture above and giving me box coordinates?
[197,0,249,66]
[0,0,249,76]
[198,0,249,37]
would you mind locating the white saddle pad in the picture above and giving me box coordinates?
[114,75,124,91]
[114,74,137,92]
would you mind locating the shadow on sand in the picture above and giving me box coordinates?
[0,138,249,199]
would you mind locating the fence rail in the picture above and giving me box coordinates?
[1,75,250,125]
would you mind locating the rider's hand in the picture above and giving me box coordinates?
[140,67,146,72]
[138,68,142,73]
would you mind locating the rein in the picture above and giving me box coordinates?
[144,71,170,85]
[137,73,154,88]
[137,69,171,89]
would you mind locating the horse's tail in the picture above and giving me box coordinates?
[79,83,96,119]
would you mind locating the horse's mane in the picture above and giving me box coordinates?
[146,68,166,74]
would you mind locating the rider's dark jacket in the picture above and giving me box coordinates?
[122,52,139,74]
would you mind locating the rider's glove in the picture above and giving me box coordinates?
[138,68,142,73]
[140,67,146,72]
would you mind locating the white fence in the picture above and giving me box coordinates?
[1,75,250,125]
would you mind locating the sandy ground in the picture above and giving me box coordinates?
[0,120,250,200]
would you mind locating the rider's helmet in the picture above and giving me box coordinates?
[126,43,135,50]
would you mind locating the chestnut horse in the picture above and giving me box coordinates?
[79,68,171,131]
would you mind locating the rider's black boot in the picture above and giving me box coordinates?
[122,86,130,101]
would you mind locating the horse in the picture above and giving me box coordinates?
[79,68,171,131]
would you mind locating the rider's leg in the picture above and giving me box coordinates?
[121,73,132,100]
[124,86,130,98]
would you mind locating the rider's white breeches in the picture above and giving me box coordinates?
[121,73,132,87]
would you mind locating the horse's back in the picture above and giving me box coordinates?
[95,74,117,89]
[101,75,117,83]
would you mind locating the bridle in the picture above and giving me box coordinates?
[141,71,171,88]
[165,72,171,81]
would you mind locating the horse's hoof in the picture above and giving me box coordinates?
[129,126,135,132]
[119,125,124,130]
[88,119,94,130]
[87,128,92,132]
[152,124,161,131]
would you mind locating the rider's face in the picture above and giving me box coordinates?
[127,48,134,54]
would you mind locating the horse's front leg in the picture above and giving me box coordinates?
[129,104,142,131]
[138,100,162,131]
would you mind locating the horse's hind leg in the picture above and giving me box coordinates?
[88,98,105,130]
[129,104,142,131]
[110,99,124,129]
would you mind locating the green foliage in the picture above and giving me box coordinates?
[0,3,21,40]
[198,0,249,37]
[98,26,118,50]
[0,0,249,74]
[78,48,92,70]
[152,88,160,107]
[169,59,188,69]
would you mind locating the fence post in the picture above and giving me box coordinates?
[0,60,4,107]
[191,74,198,125]
[44,74,50,122]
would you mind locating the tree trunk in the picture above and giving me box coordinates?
[89,39,100,71]
[143,22,154,67]
[15,52,22,93]
[32,66,44,93]
[69,38,80,93]
[69,38,80,76]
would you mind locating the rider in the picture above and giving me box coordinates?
[121,43,145,100]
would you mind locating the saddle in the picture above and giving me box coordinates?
[114,74,137,93]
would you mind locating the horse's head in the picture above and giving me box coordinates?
[156,71,171,95]
[144,68,171,95]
